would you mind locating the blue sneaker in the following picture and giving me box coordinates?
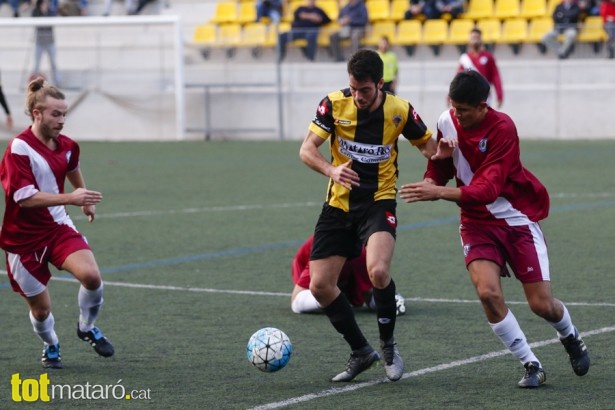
[77,325,115,357]
[42,343,62,369]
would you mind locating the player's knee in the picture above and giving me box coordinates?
[80,271,102,290]
[368,266,389,288]
[30,306,51,322]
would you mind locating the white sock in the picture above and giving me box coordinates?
[490,309,540,366]
[548,304,575,339]
[291,289,321,313]
[78,283,104,332]
[30,311,59,346]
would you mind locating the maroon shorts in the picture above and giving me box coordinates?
[6,225,91,297]
[459,221,550,283]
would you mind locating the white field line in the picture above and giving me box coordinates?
[3,273,615,307]
[1,271,613,408]
[71,201,321,220]
[248,326,615,410]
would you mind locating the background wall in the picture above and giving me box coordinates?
[1,0,613,141]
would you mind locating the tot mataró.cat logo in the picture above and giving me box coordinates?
[9,373,151,402]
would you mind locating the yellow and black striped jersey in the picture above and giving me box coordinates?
[308,89,432,212]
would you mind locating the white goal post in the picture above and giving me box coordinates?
[0,15,185,140]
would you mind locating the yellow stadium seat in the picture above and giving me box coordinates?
[390,0,408,22]
[366,0,391,22]
[317,0,339,21]
[497,17,527,54]
[209,1,238,25]
[237,1,257,25]
[447,19,475,46]
[520,0,547,19]
[422,19,448,44]
[193,24,217,46]
[462,0,494,20]
[219,23,242,46]
[477,18,502,44]
[577,16,607,43]
[494,0,521,20]
[422,19,449,55]
[395,19,422,45]
[526,16,553,43]
[363,20,397,46]
[241,22,269,47]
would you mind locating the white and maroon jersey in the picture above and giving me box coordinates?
[0,127,81,253]
[425,107,549,226]
[458,50,504,104]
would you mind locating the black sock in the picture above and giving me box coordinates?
[323,293,369,351]
[373,279,397,344]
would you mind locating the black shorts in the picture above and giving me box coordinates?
[310,200,397,261]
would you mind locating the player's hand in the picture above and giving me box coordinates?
[70,188,103,206]
[330,159,359,190]
[431,137,457,160]
[399,180,439,203]
[82,205,96,222]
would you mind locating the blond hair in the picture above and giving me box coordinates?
[25,77,65,121]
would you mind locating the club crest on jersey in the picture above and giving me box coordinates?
[317,101,328,116]
[478,137,488,153]
[385,211,397,228]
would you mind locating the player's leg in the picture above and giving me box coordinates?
[290,284,321,313]
[6,251,62,368]
[517,222,590,376]
[311,256,379,382]
[365,230,404,381]
[60,248,114,357]
[468,259,545,387]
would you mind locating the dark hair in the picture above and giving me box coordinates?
[25,77,65,120]
[470,27,482,36]
[347,49,383,84]
[449,70,490,106]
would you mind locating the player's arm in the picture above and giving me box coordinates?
[66,168,101,222]
[299,131,359,190]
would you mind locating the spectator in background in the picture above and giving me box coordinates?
[32,0,61,87]
[329,0,368,62]
[600,0,615,58]
[278,0,331,62]
[458,28,503,108]
[0,0,20,17]
[540,0,581,59]
[377,36,398,94]
[435,0,464,19]
[256,0,283,23]
[404,0,440,20]
[0,71,13,130]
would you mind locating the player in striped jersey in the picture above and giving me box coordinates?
[399,70,590,388]
[0,78,114,369]
[300,49,440,383]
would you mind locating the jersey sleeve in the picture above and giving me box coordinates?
[2,140,39,203]
[401,103,433,146]
[308,95,335,140]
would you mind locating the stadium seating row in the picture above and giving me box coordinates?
[194,15,607,57]
[208,0,562,26]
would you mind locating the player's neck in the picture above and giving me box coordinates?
[31,126,58,150]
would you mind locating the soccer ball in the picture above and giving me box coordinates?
[246,327,292,372]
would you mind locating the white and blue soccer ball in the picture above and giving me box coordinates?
[246,327,292,372]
